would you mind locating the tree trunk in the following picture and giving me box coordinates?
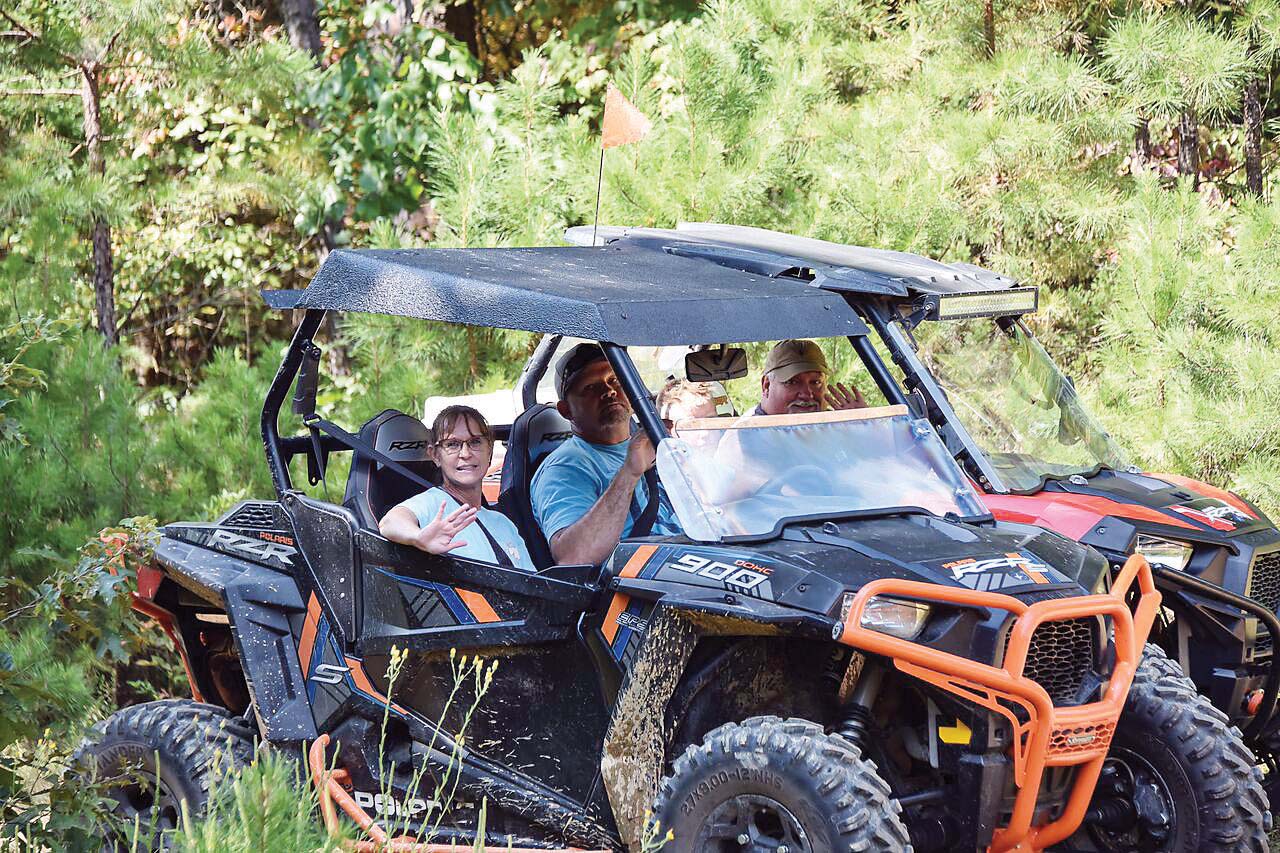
[277,0,323,59]
[392,0,414,32]
[983,0,995,57]
[277,0,338,252]
[276,0,348,372]
[1244,78,1263,197]
[421,0,480,63]
[81,63,117,346]
[1134,117,1151,167]
[1178,109,1199,187]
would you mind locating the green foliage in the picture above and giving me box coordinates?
[302,1,486,232]
[1090,178,1280,509]
[1102,12,1252,121]
[148,349,282,519]
[2,0,1280,846]
[0,330,153,562]
[0,518,159,846]
[172,752,345,853]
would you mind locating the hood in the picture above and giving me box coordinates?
[984,469,1274,546]
[633,515,1109,615]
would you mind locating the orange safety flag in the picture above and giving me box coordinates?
[601,83,652,149]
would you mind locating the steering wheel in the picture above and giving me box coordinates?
[754,465,835,498]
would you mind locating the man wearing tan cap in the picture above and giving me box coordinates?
[754,339,866,416]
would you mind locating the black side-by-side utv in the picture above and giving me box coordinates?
[80,242,1268,852]
[568,223,1280,811]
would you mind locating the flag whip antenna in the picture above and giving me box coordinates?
[592,147,605,247]
[594,83,652,248]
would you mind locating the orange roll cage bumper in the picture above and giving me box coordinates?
[307,734,608,853]
[837,554,1160,853]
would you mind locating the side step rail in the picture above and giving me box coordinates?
[307,734,608,853]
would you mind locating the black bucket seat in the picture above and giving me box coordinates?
[499,403,573,568]
[343,409,440,529]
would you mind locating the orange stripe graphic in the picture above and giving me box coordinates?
[345,656,409,715]
[298,594,322,677]
[455,588,500,623]
[1007,552,1050,585]
[601,545,659,644]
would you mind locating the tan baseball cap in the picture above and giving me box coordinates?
[762,339,829,383]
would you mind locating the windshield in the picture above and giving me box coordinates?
[912,319,1130,491]
[657,407,988,540]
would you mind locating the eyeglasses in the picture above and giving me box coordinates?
[437,437,488,455]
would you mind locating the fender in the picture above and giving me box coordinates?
[597,593,837,848]
[155,533,317,743]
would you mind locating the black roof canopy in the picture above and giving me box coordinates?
[565,223,1020,298]
[293,243,869,345]
[285,222,1026,344]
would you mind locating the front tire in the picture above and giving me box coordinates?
[1072,645,1270,852]
[652,715,912,852]
[74,699,256,851]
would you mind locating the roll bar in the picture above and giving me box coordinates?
[261,309,325,497]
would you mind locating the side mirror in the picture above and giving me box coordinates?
[685,346,748,382]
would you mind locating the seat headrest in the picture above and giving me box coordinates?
[365,412,433,467]
[526,406,572,463]
[344,409,440,529]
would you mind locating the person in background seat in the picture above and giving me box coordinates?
[656,377,727,427]
[754,339,866,415]
[532,344,682,566]
[380,405,534,571]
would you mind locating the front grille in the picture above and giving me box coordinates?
[222,501,277,529]
[1248,550,1280,614]
[1004,617,1097,706]
[1048,720,1116,756]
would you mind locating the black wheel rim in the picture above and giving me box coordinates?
[696,794,813,853]
[103,771,183,851]
[1084,746,1178,852]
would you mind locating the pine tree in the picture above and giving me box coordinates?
[1102,12,1251,184]
[0,0,316,352]
[1235,0,1280,196]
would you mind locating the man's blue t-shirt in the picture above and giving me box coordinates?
[531,435,682,541]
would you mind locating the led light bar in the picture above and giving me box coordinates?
[919,286,1039,321]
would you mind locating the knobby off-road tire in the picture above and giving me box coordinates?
[651,715,912,853]
[74,699,256,851]
[1072,644,1270,852]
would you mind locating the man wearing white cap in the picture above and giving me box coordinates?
[754,339,866,416]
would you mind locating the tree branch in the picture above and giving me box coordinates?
[0,87,79,96]
[95,22,127,65]
[0,7,39,41]
[0,7,78,65]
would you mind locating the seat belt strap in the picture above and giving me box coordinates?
[471,514,517,570]
[305,416,437,495]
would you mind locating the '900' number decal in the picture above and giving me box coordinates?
[667,553,770,590]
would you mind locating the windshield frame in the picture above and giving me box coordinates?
[861,304,1012,493]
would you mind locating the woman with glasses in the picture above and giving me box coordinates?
[379,405,535,571]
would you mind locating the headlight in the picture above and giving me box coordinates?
[1135,535,1193,571]
[841,592,931,639]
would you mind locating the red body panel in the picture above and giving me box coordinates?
[979,491,1197,541]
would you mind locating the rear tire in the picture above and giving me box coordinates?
[652,715,912,852]
[1071,645,1270,852]
[74,699,256,851]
